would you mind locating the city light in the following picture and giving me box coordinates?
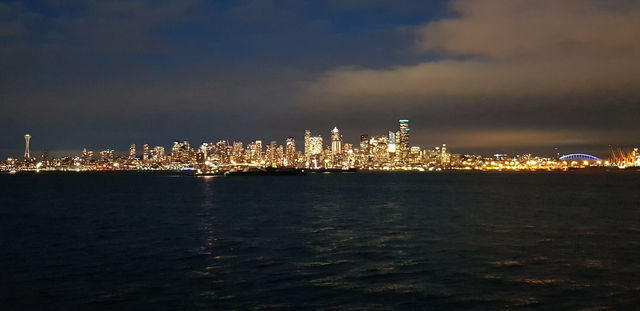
[2,124,636,173]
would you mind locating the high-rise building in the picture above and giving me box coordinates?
[267,141,278,164]
[388,131,396,153]
[344,143,353,153]
[285,137,296,166]
[309,136,323,155]
[82,149,93,164]
[232,141,243,157]
[360,134,370,155]
[441,143,450,165]
[304,130,311,157]
[248,140,262,163]
[331,127,342,156]
[24,134,31,159]
[276,145,284,166]
[129,144,136,160]
[143,144,150,162]
[197,143,208,164]
[171,141,194,163]
[153,146,165,161]
[100,149,114,161]
[398,120,410,162]
[255,140,263,156]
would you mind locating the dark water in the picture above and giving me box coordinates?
[2,171,640,310]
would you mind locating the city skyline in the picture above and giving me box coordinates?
[2,0,640,157]
[5,118,639,173]
[4,121,635,161]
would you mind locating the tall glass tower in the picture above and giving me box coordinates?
[398,120,410,162]
[331,127,342,156]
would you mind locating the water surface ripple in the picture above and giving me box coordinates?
[1,171,640,310]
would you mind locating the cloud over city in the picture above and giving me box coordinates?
[304,0,640,152]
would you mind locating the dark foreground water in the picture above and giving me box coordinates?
[1,171,640,310]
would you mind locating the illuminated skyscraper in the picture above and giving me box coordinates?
[309,136,323,155]
[304,130,311,157]
[143,144,150,162]
[441,143,450,165]
[285,137,296,166]
[100,149,114,161]
[82,149,93,163]
[369,135,389,164]
[388,131,396,153]
[24,134,31,159]
[276,145,284,166]
[398,120,410,162]
[171,141,194,163]
[255,140,263,161]
[153,146,165,161]
[360,134,370,155]
[232,141,243,158]
[267,141,278,164]
[331,127,342,156]
[129,144,136,160]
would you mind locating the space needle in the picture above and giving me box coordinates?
[24,134,31,159]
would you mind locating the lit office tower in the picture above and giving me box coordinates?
[129,144,136,160]
[24,134,31,159]
[276,145,284,166]
[143,144,150,162]
[249,140,262,162]
[398,120,410,162]
[268,141,278,164]
[153,146,165,161]
[360,134,369,155]
[285,137,296,166]
[309,136,323,155]
[441,143,450,165]
[388,131,396,153]
[331,127,342,156]
[304,130,311,157]
[255,140,263,161]
[82,149,93,163]
[232,141,243,157]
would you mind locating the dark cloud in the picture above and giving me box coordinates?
[303,0,640,154]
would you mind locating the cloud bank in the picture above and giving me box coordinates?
[305,0,640,152]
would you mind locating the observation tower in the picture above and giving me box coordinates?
[24,134,31,159]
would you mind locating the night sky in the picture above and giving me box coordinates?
[2,0,639,158]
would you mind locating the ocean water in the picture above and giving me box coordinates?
[1,171,640,310]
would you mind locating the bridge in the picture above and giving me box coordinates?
[559,154,600,161]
